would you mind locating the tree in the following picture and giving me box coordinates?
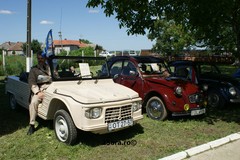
[79,39,92,44]
[172,0,240,56]
[148,18,195,55]
[86,0,240,58]
[63,47,95,57]
[22,39,42,54]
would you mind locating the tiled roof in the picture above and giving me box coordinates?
[0,41,16,50]
[0,41,24,51]
[8,42,24,51]
[53,40,89,48]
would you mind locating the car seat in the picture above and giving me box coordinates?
[176,68,189,78]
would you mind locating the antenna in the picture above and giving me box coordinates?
[58,8,63,52]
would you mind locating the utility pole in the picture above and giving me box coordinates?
[26,0,32,72]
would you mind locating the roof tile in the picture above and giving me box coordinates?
[53,40,88,48]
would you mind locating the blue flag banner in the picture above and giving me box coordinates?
[42,29,54,58]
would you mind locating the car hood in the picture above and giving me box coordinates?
[144,76,199,93]
[53,79,140,104]
[201,73,240,86]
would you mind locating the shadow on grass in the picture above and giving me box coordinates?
[32,117,144,146]
[0,106,30,136]
[203,104,240,125]
[0,79,30,136]
[75,124,144,146]
[169,104,240,125]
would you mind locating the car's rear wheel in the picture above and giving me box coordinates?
[8,93,18,110]
[207,90,225,108]
[146,96,167,120]
[54,110,78,145]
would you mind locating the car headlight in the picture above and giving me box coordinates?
[202,84,208,91]
[85,108,102,119]
[189,93,203,103]
[132,101,142,112]
[229,87,237,96]
[189,94,198,103]
[175,86,182,96]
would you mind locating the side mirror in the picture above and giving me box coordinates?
[129,70,136,76]
[37,75,51,84]
[113,74,119,79]
[130,70,139,77]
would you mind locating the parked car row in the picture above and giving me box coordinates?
[103,56,240,119]
[8,54,238,145]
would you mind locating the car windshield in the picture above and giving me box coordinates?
[49,56,110,81]
[138,62,170,75]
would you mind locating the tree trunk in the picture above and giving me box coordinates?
[237,32,240,60]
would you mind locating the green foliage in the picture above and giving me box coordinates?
[58,47,95,57]
[86,0,240,57]
[148,19,195,55]
[72,47,95,56]
[57,47,103,69]
[180,0,239,55]
[0,66,5,76]
[0,47,98,76]
[79,39,92,44]
[22,39,42,54]
[0,55,26,76]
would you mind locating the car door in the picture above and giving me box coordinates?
[110,60,144,98]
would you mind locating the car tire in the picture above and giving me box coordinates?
[146,96,168,120]
[54,110,78,145]
[207,90,225,108]
[8,93,18,110]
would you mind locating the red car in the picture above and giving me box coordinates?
[104,56,207,120]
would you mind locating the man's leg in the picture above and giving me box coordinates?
[27,95,41,135]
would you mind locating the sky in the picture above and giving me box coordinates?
[0,0,154,51]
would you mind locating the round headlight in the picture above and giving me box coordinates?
[229,87,237,96]
[202,84,208,91]
[175,86,182,96]
[85,108,102,119]
[132,101,142,112]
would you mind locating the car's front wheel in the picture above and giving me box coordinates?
[207,90,225,108]
[146,96,167,120]
[54,110,78,145]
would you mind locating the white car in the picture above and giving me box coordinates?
[99,51,113,57]
[5,55,143,145]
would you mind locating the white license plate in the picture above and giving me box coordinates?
[191,108,206,116]
[108,119,133,131]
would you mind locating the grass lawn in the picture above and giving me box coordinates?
[0,75,240,160]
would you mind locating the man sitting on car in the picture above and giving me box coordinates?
[27,50,51,135]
